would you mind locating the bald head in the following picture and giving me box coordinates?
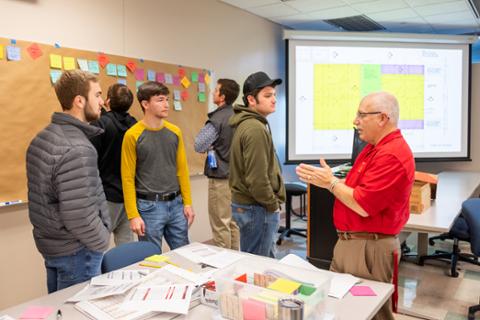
[360,92,399,126]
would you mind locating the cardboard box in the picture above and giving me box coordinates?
[409,171,438,214]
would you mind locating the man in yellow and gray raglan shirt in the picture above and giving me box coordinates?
[121,81,194,252]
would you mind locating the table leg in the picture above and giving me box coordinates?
[417,232,429,258]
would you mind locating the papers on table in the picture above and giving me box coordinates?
[122,284,193,315]
[0,315,15,320]
[328,273,360,299]
[68,282,137,302]
[174,244,219,263]
[75,295,158,320]
[279,253,360,299]
[162,264,214,286]
[91,270,149,286]
[175,243,244,269]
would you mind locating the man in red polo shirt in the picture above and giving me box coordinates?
[296,91,415,320]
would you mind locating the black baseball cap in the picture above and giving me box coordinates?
[243,71,282,96]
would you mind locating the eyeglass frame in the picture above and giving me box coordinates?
[355,111,382,119]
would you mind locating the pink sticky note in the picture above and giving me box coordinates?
[173,75,180,86]
[20,306,54,319]
[156,72,165,83]
[135,68,145,81]
[350,285,376,296]
[242,299,266,320]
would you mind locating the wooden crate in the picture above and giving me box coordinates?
[409,181,431,214]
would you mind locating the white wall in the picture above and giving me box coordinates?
[0,0,284,309]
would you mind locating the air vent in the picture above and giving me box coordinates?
[467,0,480,18]
[324,15,385,32]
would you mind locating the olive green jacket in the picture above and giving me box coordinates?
[228,105,285,212]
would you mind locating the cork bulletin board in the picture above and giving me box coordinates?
[0,37,209,202]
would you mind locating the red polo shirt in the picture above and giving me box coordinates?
[333,129,415,235]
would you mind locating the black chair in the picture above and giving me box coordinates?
[277,183,307,245]
[469,297,480,320]
[101,241,160,273]
[419,198,480,277]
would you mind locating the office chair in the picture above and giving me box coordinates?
[101,241,160,273]
[469,297,480,320]
[419,198,480,277]
[277,182,307,245]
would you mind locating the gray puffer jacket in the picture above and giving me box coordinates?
[26,112,111,257]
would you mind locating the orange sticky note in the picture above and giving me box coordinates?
[49,54,62,69]
[26,43,42,60]
[98,53,109,68]
[63,56,76,70]
[126,60,136,72]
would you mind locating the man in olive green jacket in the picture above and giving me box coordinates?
[229,71,286,257]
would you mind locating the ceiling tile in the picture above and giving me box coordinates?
[308,6,361,20]
[245,3,300,18]
[351,0,409,14]
[271,13,317,24]
[367,8,420,21]
[284,0,347,12]
[423,10,476,24]
[412,1,470,16]
[286,20,340,31]
[404,0,454,6]
[220,0,279,9]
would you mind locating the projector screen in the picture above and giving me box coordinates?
[286,32,473,163]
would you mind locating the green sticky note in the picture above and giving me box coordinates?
[145,254,169,263]
[198,92,206,103]
[106,63,117,76]
[191,71,198,82]
[88,60,100,74]
[117,64,127,77]
[299,284,316,296]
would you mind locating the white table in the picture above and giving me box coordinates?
[403,171,480,256]
[0,244,393,320]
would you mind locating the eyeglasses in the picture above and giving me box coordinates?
[355,111,382,119]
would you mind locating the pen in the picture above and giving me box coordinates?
[0,200,22,206]
[56,309,62,320]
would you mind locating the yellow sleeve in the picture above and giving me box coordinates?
[121,126,140,219]
[175,127,192,206]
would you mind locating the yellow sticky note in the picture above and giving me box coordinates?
[145,254,169,263]
[63,56,76,70]
[267,278,301,294]
[181,76,191,88]
[204,72,211,85]
[50,54,62,69]
[0,45,4,60]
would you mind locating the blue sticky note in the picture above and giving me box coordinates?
[54,43,61,48]
[198,83,206,93]
[165,73,173,84]
[6,46,21,61]
[50,69,62,84]
[88,60,100,74]
[173,100,182,111]
[106,63,117,76]
[173,90,180,101]
[10,39,16,45]
[117,78,127,85]
[77,59,89,71]
[117,65,127,77]
[147,70,156,81]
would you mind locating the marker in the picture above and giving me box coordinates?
[56,309,62,320]
[0,200,22,206]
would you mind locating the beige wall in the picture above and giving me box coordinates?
[0,0,284,309]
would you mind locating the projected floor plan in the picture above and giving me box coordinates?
[313,63,425,130]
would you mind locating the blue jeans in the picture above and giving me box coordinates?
[44,247,103,293]
[137,195,189,252]
[231,203,280,258]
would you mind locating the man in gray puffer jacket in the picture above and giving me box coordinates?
[26,70,111,293]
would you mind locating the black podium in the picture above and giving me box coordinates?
[307,184,338,270]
